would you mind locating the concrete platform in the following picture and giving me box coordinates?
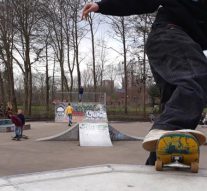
[0,164,207,191]
[37,123,140,143]
[41,102,140,146]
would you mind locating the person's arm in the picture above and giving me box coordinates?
[82,0,160,19]
[96,0,160,16]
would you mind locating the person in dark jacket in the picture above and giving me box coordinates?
[82,0,207,165]
[79,86,84,102]
[9,114,23,141]
[17,109,25,138]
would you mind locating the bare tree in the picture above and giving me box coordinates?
[128,14,155,117]
[61,0,76,98]
[0,0,17,111]
[109,16,130,113]
[96,37,108,87]
[45,33,50,116]
[69,0,88,91]
[42,0,70,101]
[11,0,43,115]
[0,63,6,111]
[83,0,101,93]
[81,65,93,88]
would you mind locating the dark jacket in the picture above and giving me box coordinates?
[97,0,207,50]
[17,114,25,125]
[10,115,23,127]
[79,87,84,94]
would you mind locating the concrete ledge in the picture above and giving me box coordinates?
[0,164,207,191]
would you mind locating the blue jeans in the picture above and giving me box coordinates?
[68,114,72,125]
[79,94,83,102]
[146,23,207,131]
[15,126,21,138]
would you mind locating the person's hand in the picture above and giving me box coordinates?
[82,2,99,20]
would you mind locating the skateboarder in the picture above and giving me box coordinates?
[65,103,73,126]
[82,0,207,165]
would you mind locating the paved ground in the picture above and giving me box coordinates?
[0,121,207,177]
[1,164,207,191]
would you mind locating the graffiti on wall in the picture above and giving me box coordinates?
[55,102,106,123]
[85,110,107,120]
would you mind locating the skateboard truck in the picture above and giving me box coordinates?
[172,156,182,163]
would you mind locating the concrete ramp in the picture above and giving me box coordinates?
[37,123,79,141]
[0,164,207,191]
[38,102,141,145]
[109,125,143,141]
[37,123,140,143]
[79,122,112,146]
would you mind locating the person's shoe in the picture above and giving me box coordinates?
[145,152,157,166]
[142,129,172,152]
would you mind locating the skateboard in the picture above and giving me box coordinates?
[11,135,29,140]
[155,132,200,173]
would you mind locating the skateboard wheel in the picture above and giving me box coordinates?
[191,162,199,173]
[155,159,163,171]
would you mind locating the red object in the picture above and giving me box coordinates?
[10,115,23,127]
[73,111,84,116]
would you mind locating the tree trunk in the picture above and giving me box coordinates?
[25,35,32,115]
[74,14,81,90]
[5,39,17,112]
[52,57,56,101]
[45,42,49,116]
[89,17,96,94]
[122,17,128,114]
[0,70,6,112]
[24,71,29,115]
[143,15,147,119]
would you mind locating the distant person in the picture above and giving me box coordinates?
[65,103,73,126]
[79,86,84,102]
[17,109,25,138]
[8,114,22,141]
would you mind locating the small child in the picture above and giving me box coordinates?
[9,114,23,141]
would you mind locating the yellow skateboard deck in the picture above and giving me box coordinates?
[155,132,199,173]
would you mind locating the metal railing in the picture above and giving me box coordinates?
[53,92,106,105]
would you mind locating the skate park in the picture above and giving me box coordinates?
[1,89,207,190]
[1,96,207,190]
[1,0,207,189]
